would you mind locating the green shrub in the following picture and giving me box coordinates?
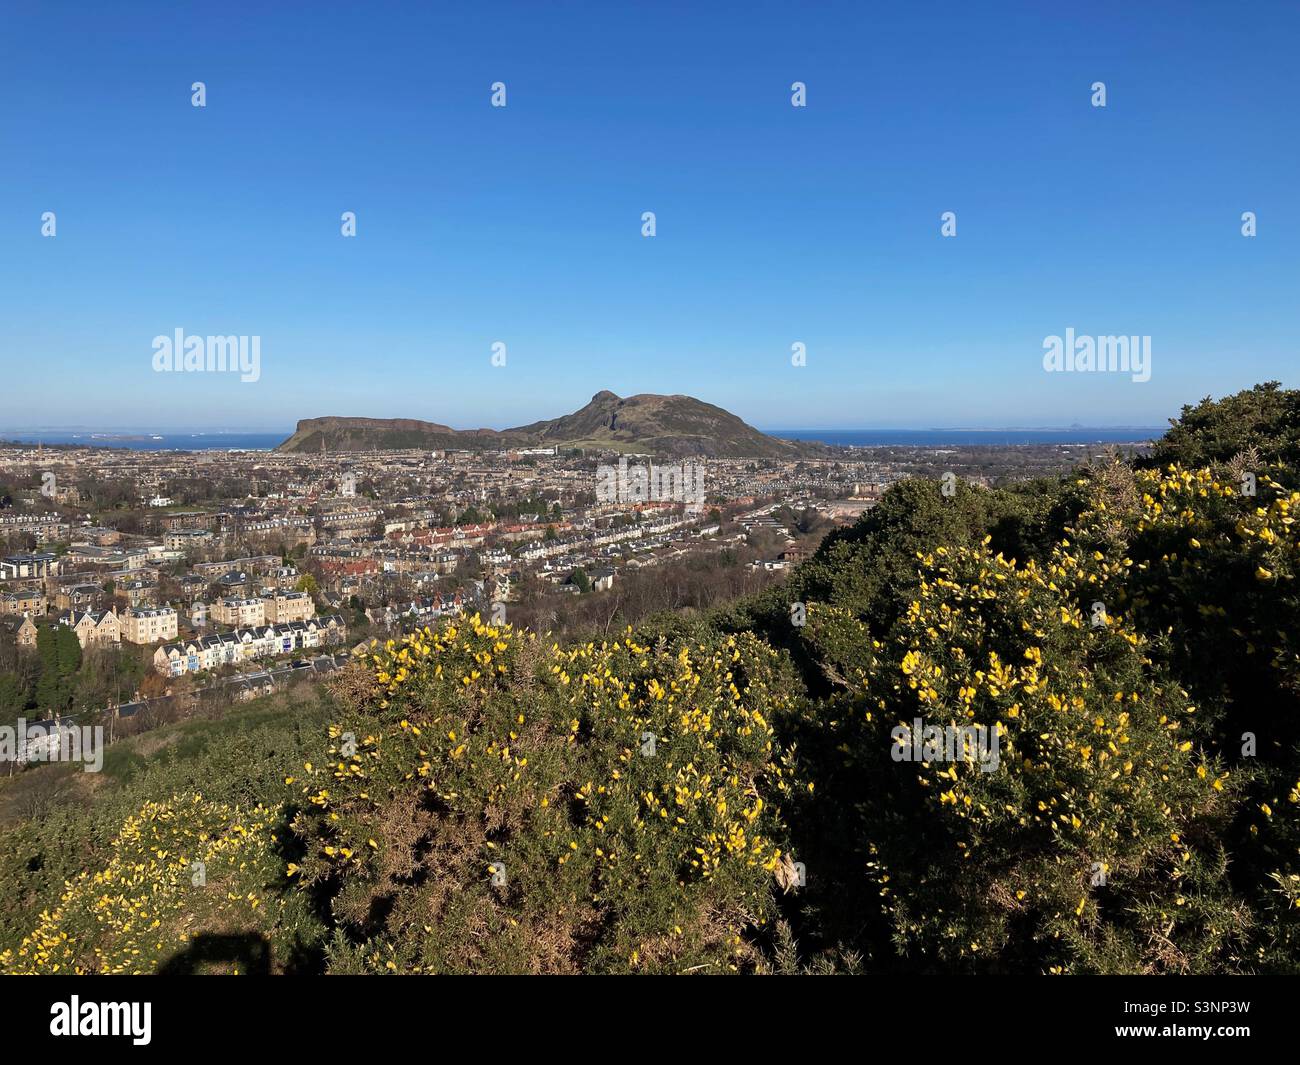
[291,616,805,973]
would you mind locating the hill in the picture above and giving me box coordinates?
[277,391,806,458]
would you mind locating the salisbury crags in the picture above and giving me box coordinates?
[277,391,807,458]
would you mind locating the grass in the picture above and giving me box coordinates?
[0,685,333,827]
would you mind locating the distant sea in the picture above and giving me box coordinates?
[2,428,1163,451]
[0,431,289,451]
[768,428,1162,447]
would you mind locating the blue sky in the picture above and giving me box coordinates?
[1,0,1296,432]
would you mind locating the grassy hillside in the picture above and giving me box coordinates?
[0,690,334,973]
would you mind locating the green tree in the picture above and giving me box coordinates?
[0,673,26,725]
[34,625,81,714]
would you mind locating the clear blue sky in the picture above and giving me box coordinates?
[2,0,1296,431]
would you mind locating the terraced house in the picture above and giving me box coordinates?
[0,513,61,542]
[152,615,347,676]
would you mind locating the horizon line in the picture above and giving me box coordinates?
[1,424,1170,436]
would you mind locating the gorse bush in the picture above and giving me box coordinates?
[0,384,1297,974]
[1140,381,1300,473]
[0,794,304,974]
[790,544,1241,973]
[291,616,804,973]
[0,692,334,973]
[756,431,1299,973]
[1062,461,1300,969]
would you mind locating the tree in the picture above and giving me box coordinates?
[137,671,168,699]
[34,624,81,714]
[0,673,25,724]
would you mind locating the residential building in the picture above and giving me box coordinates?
[164,529,215,551]
[263,591,315,623]
[64,544,149,570]
[71,526,121,546]
[0,552,60,580]
[215,570,252,596]
[0,589,47,616]
[120,606,179,645]
[211,597,266,627]
[0,514,61,542]
[116,578,155,607]
[192,555,279,578]
[16,614,39,649]
[159,511,212,532]
[179,574,207,599]
[58,608,120,648]
[55,584,103,612]
[153,615,347,676]
[268,565,299,590]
